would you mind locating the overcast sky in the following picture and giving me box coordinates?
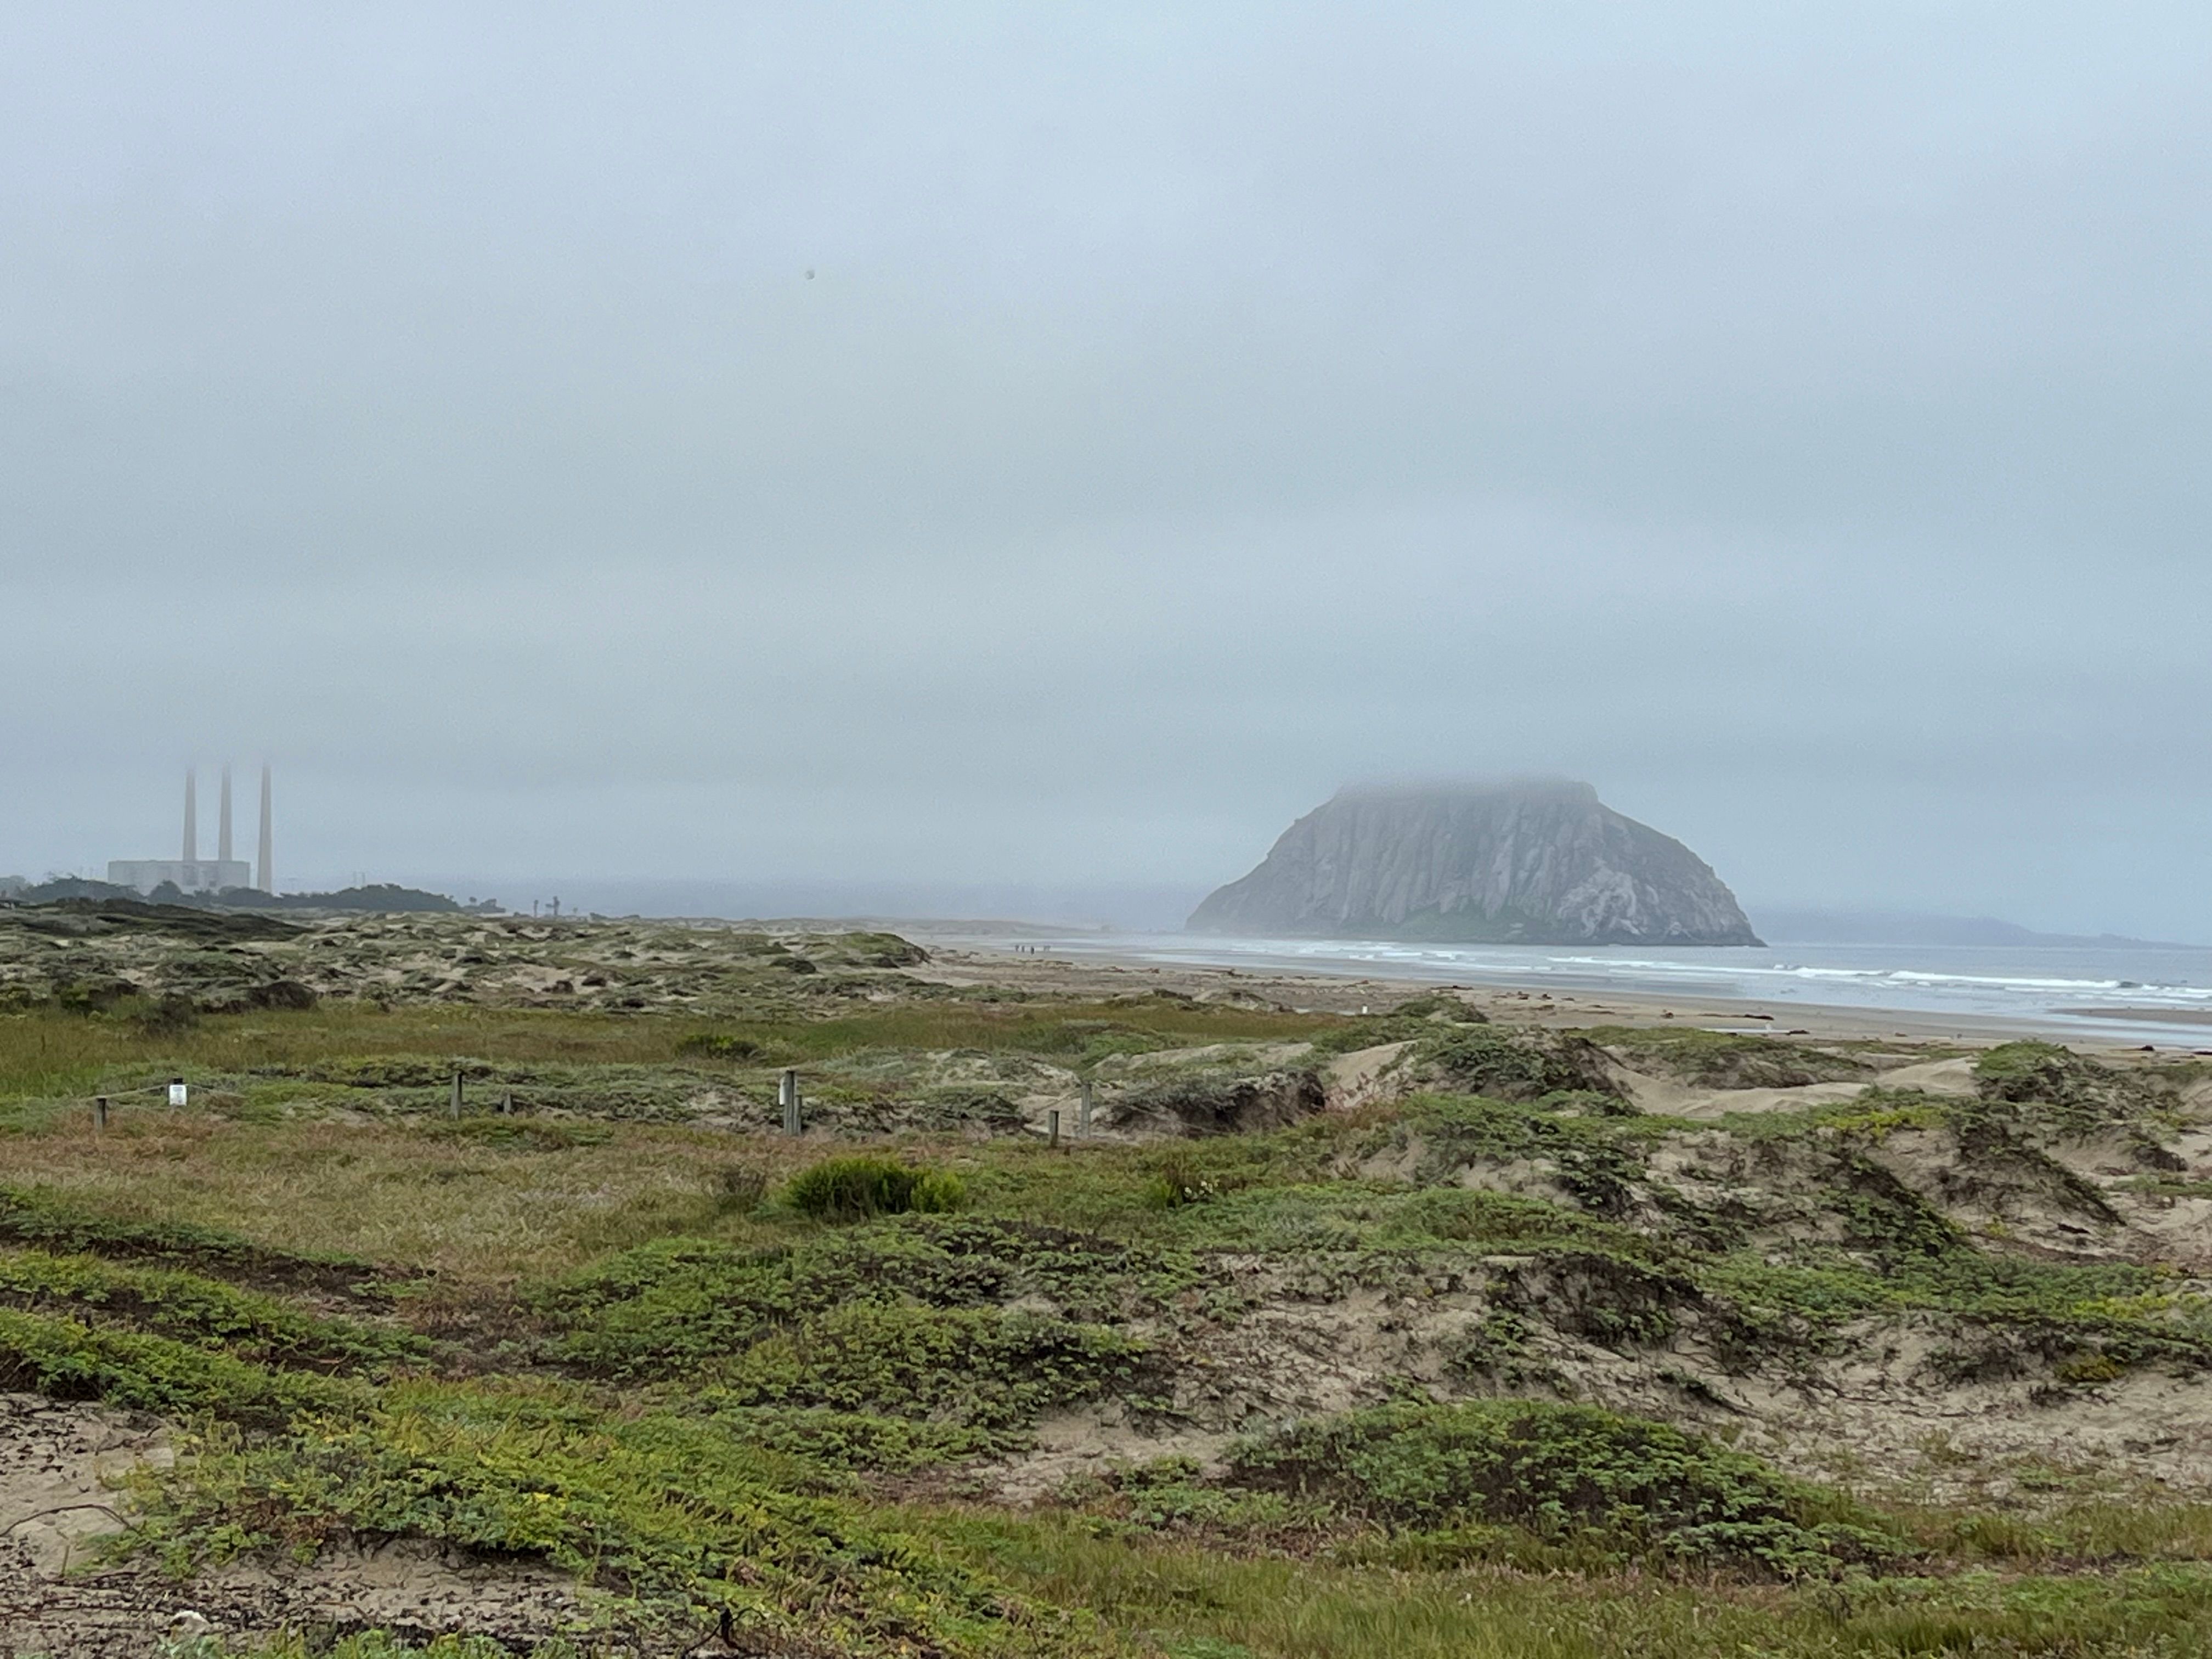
[5,3,2209,934]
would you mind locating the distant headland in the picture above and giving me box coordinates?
[1189,779,1762,946]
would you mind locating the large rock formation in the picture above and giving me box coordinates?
[1189,780,1762,946]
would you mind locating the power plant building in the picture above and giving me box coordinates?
[109,765,272,894]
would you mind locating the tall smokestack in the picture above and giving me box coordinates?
[257,764,274,894]
[218,764,234,864]
[183,768,198,862]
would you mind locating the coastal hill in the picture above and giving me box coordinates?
[0,877,462,913]
[1189,779,1762,946]
[1755,908,2202,950]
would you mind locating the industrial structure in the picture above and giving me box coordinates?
[109,765,273,894]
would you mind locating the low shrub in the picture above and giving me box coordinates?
[0,1249,426,1375]
[1392,994,1487,1024]
[537,1239,795,1375]
[52,976,137,1013]
[1584,1026,1871,1089]
[675,1032,761,1062]
[541,1216,1195,1380]
[1491,1249,1698,1348]
[719,1302,1141,1429]
[706,1404,1003,1472]
[132,992,202,1035]
[1223,1400,1900,1576]
[823,930,931,968]
[1070,1454,1305,1534]
[1976,1041,2093,1103]
[1110,1067,1325,1136]
[1393,1094,1653,1215]
[0,1307,360,1428]
[1146,1147,1226,1209]
[1419,1027,1618,1102]
[1971,1040,2175,1138]
[782,1155,964,1223]
[134,1381,1084,1651]
[712,1163,769,1210]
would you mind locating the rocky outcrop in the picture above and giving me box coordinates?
[1189,780,1762,946]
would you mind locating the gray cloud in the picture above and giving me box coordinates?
[5,3,2210,936]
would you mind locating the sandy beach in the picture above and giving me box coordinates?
[910,934,2198,1054]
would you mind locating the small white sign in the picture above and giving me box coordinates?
[167,1082,188,1108]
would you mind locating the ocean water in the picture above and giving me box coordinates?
[987,932,2212,1048]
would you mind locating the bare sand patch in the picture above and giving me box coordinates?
[1616,1053,1980,1120]
[1323,1040,1414,1110]
[0,1393,591,1656]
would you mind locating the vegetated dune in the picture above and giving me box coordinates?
[1,909,2210,1655]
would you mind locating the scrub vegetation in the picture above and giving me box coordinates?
[2,906,2211,1654]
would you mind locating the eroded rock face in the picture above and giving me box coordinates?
[1189,780,1762,946]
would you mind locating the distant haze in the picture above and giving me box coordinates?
[6,5,2210,940]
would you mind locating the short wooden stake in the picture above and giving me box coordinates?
[93,1097,108,1133]
[1048,1109,1061,1149]
[1078,1080,1093,1138]
[450,1071,464,1119]
[779,1069,801,1136]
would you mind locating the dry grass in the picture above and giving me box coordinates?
[0,998,1347,1103]
[935,1510,2212,1658]
[0,1111,832,1282]
[0,1005,695,1101]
